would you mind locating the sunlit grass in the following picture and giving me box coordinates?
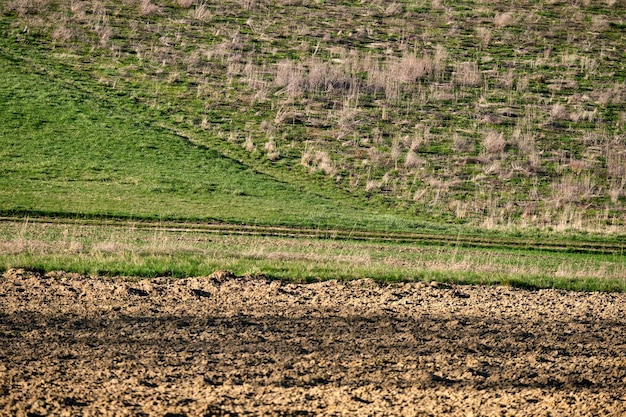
[2,221,624,292]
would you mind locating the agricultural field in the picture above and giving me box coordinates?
[1,268,626,416]
[1,0,626,415]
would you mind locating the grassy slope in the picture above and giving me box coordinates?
[0,45,426,231]
[0,0,622,232]
[0,1,625,234]
[0,2,625,291]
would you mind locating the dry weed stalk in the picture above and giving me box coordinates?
[301,149,335,176]
[264,140,280,161]
[52,22,73,44]
[389,52,434,83]
[274,60,304,98]
[390,138,402,169]
[404,150,421,169]
[453,132,472,153]
[139,0,161,16]
[190,2,211,21]
[453,62,481,87]
[365,180,380,192]
[551,174,598,205]
[476,27,491,49]
[243,135,255,153]
[550,103,569,120]
[483,130,506,155]
[606,147,626,202]
[494,11,515,27]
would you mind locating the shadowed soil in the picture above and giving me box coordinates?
[1,268,625,416]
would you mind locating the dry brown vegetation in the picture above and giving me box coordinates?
[1,0,625,231]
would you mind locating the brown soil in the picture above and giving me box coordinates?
[1,268,625,416]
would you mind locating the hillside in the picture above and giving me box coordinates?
[1,0,625,233]
[0,48,417,231]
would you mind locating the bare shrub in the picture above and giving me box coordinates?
[177,0,195,7]
[243,135,255,152]
[301,149,335,176]
[483,131,506,155]
[139,0,161,16]
[264,140,280,161]
[404,150,421,169]
[494,12,515,27]
[453,62,481,87]
[190,2,211,21]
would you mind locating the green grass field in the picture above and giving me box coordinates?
[0,1,625,291]
[0,44,421,231]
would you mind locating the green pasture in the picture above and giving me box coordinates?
[0,48,418,231]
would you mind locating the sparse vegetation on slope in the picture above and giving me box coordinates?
[1,0,624,232]
[0,45,435,232]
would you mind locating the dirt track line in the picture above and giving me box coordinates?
[2,216,625,255]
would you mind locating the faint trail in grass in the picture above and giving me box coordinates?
[1,215,625,255]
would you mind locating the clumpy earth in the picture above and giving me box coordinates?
[1,268,625,416]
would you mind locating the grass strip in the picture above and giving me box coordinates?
[1,221,624,292]
[2,216,625,255]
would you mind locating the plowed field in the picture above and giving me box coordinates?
[1,269,625,416]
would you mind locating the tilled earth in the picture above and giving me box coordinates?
[1,268,625,416]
